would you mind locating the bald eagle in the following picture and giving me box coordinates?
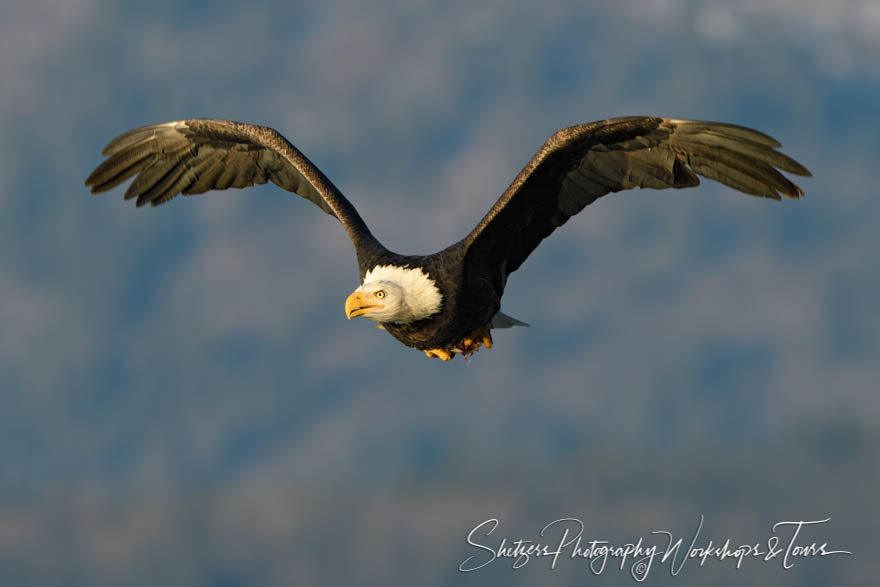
[85,117,810,360]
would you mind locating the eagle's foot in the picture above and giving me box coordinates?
[455,324,493,357]
[424,348,455,361]
[424,325,494,360]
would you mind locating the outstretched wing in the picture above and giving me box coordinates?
[85,118,381,252]
[462,116,811,289]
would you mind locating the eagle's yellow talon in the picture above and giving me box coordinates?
[424,323,495,360]
[425,349,454,360]
[451,324,494,356]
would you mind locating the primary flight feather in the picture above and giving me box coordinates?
[85,116,810,360]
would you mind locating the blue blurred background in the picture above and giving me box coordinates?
[0,0,877,585]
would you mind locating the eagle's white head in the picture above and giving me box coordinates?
[345,264,442,324]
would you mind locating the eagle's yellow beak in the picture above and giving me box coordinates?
[345,291,383,319]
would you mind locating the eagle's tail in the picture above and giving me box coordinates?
[491,312,530,329]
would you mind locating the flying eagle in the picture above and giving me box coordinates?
[85,116,810,360]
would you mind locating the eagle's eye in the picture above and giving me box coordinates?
[375,290,385,299]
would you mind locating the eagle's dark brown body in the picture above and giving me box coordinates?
[368,247,501,351]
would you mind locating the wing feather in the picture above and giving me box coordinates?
[183,152,227,195]
[86,144,158,192]
[124,156,184,202]
[134,159,192,206]
[86,119,386,260]
[462,117,811,291]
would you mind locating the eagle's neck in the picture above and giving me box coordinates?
[364,264,443,322]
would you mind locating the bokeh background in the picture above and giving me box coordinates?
[1,0,877,585]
